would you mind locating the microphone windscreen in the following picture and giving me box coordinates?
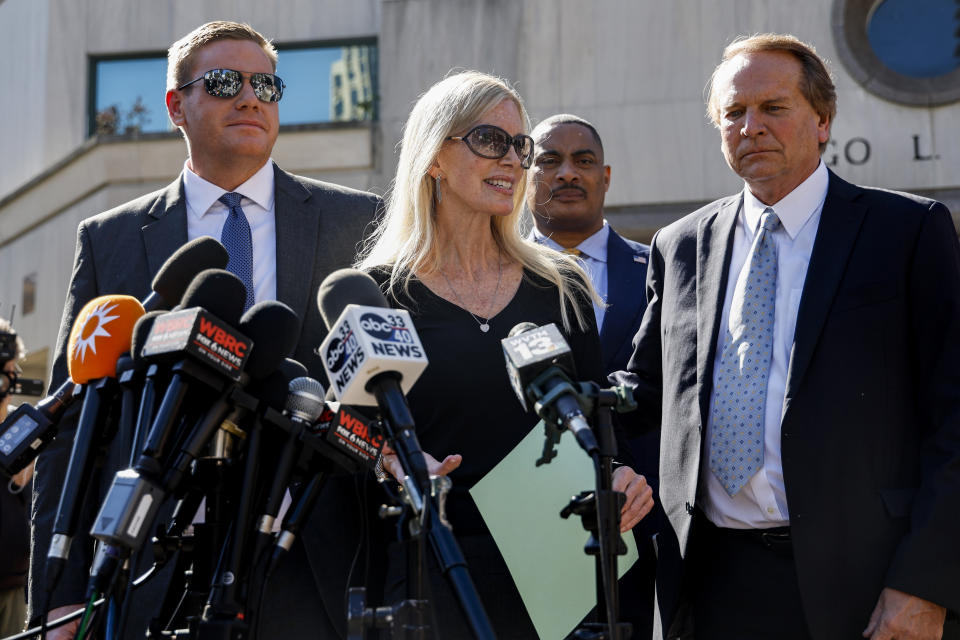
[248,358,309,411]
[150,237,229,309]
[317,269,388,329]
[239,301,301,380]
[508,322,539,338]
[68,295,146,384]
[130,310,166,368]
[180,269,247,327]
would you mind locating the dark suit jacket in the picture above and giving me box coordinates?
[30,164,380,637]
[614,171,960,639]
[600,229,650,373]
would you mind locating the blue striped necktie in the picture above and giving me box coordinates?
[709,207,781,496]
[218,192,256,312]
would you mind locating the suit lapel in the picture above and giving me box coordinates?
[141,176,189,280]
[600,231,645,369]
[782,172,866,411]
[273,165,319,323]
[696,196,740,428]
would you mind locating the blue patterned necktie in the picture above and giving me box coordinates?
[709,207,781,496]
[218,192,256,312]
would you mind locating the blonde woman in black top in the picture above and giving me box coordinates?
[357,71,654,638]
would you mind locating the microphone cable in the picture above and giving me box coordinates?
[13,564,160,640]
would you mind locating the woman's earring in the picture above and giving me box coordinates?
[435,174,443,203]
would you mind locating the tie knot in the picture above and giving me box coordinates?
[760,207,781,232]
[563,248,583,257]
[219,192,243,210]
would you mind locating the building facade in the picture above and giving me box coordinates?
[0,0,957,382]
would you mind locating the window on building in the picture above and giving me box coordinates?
[22,273,36,316]
[832,0,960,106]
[276,41,378,124]
[88,40,378,136]
[867,0,960,78]
[90,55,169,136]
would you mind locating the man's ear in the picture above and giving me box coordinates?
[603,165,611,193]
[166,89,186,128]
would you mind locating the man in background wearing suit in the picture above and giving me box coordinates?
[30,21,379,639]
[614,34,960,639]
[527,114,656,638]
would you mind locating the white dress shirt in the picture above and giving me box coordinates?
[182,159,278,305]
[532,222,610,330]
[701,161,829,529]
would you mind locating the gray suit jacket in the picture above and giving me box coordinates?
[30,164,379,636]
[615,171,960,639]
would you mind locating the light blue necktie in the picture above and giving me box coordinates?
[218,192,256,312]
[709,207,781,496]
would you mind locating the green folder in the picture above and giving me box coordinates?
[470,420,639,639]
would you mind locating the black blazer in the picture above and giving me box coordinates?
[615,171,960,639]
[30,165,380,637]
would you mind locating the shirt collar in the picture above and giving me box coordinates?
[531,221,610,263]
[182,159,275,219]
[742,160,828,240]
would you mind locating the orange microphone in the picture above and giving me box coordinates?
[47,295,145,590]
[67,295,145,384]
[0,297,143,479]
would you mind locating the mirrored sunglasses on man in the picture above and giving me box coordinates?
[178,68,285,103]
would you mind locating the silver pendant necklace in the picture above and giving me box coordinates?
[438,250,502,333]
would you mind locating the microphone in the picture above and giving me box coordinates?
[312,402,385,470]
[113,354,142,474]
[249,358,308,412]
[128,310,166,465]
[254,376,326,567]
[0,379,81,478]
[317,269,428,406]
[136,269,250,472]
[46,294,145,590]
[143,236,230,312]
[317,268,430,494]
[239,301,301,380]
[501,322,599,454]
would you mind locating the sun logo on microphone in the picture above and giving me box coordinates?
[72,301,120,363]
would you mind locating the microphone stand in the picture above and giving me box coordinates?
[347,376,495,640]
[539,383,636,640]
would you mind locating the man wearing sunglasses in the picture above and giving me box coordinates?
[527,114,656,639]
[31,21,379,640]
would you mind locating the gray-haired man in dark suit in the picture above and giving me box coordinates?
[30,21,379,639]
[614,34,960,640]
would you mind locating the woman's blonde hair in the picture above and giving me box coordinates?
[357,70,594,331]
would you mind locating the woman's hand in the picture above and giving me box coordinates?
[380,444,462,480]
[612,466,654,533]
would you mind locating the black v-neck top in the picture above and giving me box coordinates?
[372,268,605,534]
